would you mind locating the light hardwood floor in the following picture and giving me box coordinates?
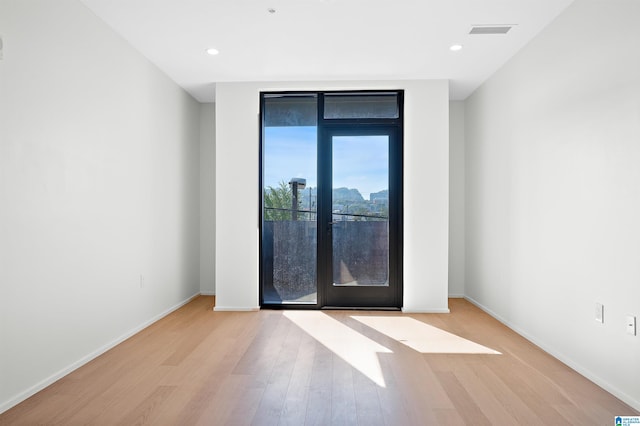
[1,296,637,425]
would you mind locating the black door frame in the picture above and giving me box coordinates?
[259,90,404,309]
[318,125,403,308]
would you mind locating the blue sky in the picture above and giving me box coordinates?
[264,126,317,191]
[264,127,388,198]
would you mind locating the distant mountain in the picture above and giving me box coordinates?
[333,187,364,202]
[369,189,388,201]
[284,186,374,206]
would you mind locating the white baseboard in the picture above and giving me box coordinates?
[402,307,451,313]
[213,306,259,312]
[0,292,201,415]
[448,294,465,298]
[464,295,640,412]
[200,291,216,296]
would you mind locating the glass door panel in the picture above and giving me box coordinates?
[331,135,389,287]
[323,128,400,308]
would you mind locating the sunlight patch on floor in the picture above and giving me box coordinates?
[283,311,392,387]
[351,316,501,355]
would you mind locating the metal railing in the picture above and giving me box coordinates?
[264,207,387,220]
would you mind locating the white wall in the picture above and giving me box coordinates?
[0,0,201,412]
[215,80,449,312]
[465,0,640,409]
[449,101,465,297]
[200,103,216,295]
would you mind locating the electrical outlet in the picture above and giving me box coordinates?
[626,315,636,336]
[595,303,604,323]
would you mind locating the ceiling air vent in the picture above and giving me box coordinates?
[469,25,513,35]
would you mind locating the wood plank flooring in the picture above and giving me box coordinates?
[1,297,637,425]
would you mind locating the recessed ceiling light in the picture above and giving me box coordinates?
[449,44,463,52]
[206,48,219,55]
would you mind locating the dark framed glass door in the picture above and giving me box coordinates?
[260,91,403,309]
[319,127,402,308]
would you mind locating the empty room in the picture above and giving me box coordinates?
[1,0,639,424]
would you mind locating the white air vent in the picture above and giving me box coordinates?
[469,25,513,35]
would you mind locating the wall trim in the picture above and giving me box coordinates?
[448,294,465,298]
[402,307,450,314]
[213,306,260,312]
[200,291,216,296]
[464,295,640,412]
[0,292,201,415]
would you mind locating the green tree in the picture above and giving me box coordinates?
[264,180,298,221]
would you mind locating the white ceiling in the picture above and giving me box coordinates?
[80,0,574,103]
